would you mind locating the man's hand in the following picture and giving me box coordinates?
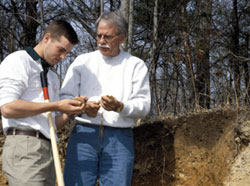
[57,99,86,115]
[73,96,88,113]
[85,101,101,117]
[100,95,123,112]
[56,96,88,129]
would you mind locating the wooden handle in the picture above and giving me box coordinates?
[47,111,65,186]
[40,71,65,186]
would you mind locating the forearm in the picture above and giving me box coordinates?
[55,113,70,130]
[1,99,59,118]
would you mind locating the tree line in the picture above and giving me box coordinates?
[0,0,249,118]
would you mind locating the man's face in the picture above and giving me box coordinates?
[43,34,74,66]
[96,20,125,57]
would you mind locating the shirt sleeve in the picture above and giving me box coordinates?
[0,53,30,107]
[121,60,151,118]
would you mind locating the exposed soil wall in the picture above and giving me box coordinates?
[132,108,250,186]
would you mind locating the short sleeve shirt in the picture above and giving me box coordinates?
[0,47,60,138]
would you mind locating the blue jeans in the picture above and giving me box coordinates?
[64,123,134,186]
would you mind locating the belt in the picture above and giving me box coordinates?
[7,128,49,141]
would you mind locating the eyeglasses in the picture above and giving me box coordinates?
[96,34,120,41]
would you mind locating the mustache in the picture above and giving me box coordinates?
[98,44,110,49]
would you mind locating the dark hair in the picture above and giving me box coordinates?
[45,20,79,45]
[95,11,128,36]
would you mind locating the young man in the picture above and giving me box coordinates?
[60,11,151,186]
[0,20,87,186]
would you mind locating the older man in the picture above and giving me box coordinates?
[61,11,151,186]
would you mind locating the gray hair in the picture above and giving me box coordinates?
[95,11,128,36]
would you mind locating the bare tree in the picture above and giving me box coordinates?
[127,0,134,53]
[23,0,39,47]
[119,0,129,51]
[230,0,241,105]
[195,0,212,109]
[149,0,160,116]
[100,0,104,14]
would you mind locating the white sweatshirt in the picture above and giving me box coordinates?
[60,50,151,128]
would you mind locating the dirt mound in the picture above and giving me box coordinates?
[1,108,250,186]
[132,108,250,186]
[132,109,237,186]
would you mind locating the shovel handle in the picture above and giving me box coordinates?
[40,71,65,186]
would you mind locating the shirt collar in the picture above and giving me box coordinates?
[25,46,53,71]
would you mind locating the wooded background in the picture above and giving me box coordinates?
[0,0,249,118]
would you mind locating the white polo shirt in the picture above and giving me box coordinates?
[0,47,60,138]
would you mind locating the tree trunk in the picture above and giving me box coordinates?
[120,0,129,51]
[195,0,212,109]
[127,0,134,54]
[24,0,39,47]
[231,0,240,105]
[243,35,249,104]
[38,0,45,39]
[150,0,160,116]
[100,0,104,14]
